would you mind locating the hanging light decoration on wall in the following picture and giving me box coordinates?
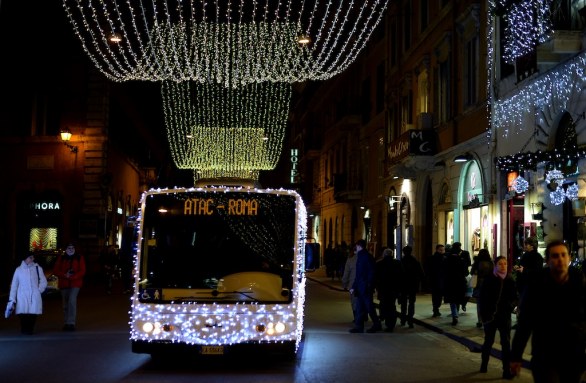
[62,0,389,87]
[161,80,291,180]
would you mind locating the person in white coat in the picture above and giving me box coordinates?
[8,252,48,334]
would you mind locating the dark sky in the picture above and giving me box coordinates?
[0,0,291,189]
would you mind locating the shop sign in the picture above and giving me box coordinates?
[30,201,61,211]
[387,130,436,164]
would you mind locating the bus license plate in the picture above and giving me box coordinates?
[201,346,224,355]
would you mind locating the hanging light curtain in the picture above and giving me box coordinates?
[62,0,389,86]
[161,80,291,180]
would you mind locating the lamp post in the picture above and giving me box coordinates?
[60,128,78,153]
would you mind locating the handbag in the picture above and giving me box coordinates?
[470,274,478,289]
[4,300,15,319]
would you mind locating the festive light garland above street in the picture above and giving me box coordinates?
[161,80,291,179]
[62,0,389,87]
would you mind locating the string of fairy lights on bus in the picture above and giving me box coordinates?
[161,80,291,180]
[62,0,389,86]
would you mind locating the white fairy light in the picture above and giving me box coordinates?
[511,175,529,194]
[550,186,566,206]
[161,80,291,180]
[62,0,389,86]
[545,169,565,185]
[502,0,552,64]
[566,182,579,201]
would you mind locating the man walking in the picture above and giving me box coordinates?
[349,239,382,333]
[399,245,425,328]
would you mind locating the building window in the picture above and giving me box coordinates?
[434,59,451,124]
[361,77,371,123]
[403,1,412,52]
[463,35,479,108]
[390,21,397,67]
[401,90,413,131]
[420,0,429,32]
[376,63,385,114]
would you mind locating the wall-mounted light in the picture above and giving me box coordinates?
[60,128,78,153]
[385,195,402,210]
[453,153,473,163]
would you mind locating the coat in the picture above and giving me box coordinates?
[352,248,375,294]
[54,253,86,289]
[478,272,517,324]
[9,261,48,315]
[512,267,586,364]
[442,253,468,304]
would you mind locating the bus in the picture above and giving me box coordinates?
[130,186,307,357]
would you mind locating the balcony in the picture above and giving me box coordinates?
[333,173,362,202]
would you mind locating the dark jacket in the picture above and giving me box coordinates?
[515,249,543,293]
[478,272,517,324]
[442,253,468,304]
[352,248,375,294]
[471,257,494,297]
[401,254,425,294]
[511,267,586,363]
[375,256,403,300]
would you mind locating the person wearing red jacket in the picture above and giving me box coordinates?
[54,242,86,331]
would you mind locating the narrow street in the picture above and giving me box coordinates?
[0,277,533,383]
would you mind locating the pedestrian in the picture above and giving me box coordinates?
[399,245,424,328]
[99,245,119,294]
[513,236,543,295]
[7,252,48,334]
[54,242,86,331]
[349,239,382,333]
[510,240,586,382]
[442,244,469,325]
[470,248,494,328]
[342,245,359,325]
[451,242,472,312]
[426,244,445,317]
[375,247,403,332]
[478,255,517,379]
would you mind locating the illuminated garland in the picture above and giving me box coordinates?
[495,147,586,172]
[502,0,552,64]
[62,0,389,86]
[161,80,291,179]
[511,175,529,194]
[130,186,308,350]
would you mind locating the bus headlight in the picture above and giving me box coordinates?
[142,322,154,333]
[275,322,286,333]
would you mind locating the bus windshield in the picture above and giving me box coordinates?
[138,190,297,304]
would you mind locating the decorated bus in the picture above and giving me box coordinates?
[130,186,307,357]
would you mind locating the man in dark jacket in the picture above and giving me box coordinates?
[375,248,403,332]
[399,245,425,328]
[513,236,543,295]
[510,240,586,382]
[426,244,445,317]
[349,239,382,333]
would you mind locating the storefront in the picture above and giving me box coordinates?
[457,159,490,256]
[16,190,64,256]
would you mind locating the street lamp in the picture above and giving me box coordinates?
[60,128,78,153]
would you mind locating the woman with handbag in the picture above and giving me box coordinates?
[7,252,48,334]
[471,249,495,328]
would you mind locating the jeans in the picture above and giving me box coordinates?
[61,287,80,325]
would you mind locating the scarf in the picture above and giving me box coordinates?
[494,267,507,280]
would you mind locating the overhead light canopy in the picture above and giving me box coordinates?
[453,153,473,163]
